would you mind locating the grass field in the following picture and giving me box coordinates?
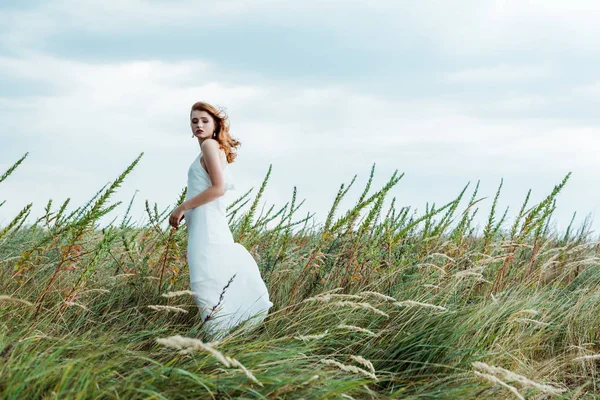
[1,152,599,399]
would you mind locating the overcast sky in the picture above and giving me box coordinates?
[1,0,599,238]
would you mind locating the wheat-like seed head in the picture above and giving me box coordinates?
[113,273,136,278]
[227,358,262,386]
[472,361,566,395]
[161,290,195,298]
[0,295,33,306]
[330,301,389,318]
[564,240,600,255]
[455,269,484,278]
[572,354,600,361]
[337,324,377,337]
[303,293,363,303]
[65,301,88,310]
[358,291,397,302]
[329,294,364,299]
[349,355,375,373]
[147,305,188,313]
[394,300,447,312]
[320,359,378,381]
[156,334,263,386]
[472,370,524,400]
[294,330,329,341]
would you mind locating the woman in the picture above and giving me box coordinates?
[168,101,273,339]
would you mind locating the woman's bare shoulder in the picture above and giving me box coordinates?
[200,138,219,151]
[200,140,227,169]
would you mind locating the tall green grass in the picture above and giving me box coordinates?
[1,152,598,399]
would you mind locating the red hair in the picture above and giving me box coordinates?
[190,101,241,163]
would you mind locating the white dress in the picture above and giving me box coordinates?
[184,151,273,338]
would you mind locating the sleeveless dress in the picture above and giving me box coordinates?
[184,151,273,339]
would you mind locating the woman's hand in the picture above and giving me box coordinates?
[169,205,186,229]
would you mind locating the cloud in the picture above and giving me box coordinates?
[422,1,600,54]
[4,0,600,57]
[447,64,554,83]
[1,1,599,235]
[1,50,598,235]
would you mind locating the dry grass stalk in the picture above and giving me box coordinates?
[563,258,600,269]
[566,343,595,352]
[329,294,364,299]
[330,301,389,318]
[426,253,456,262]
[320,358,378,381]
[64,301,88,310]
[359,291,397,302]
[295,330,329,341]
[479,255,513,264]
[161,290,195,298]
[319,287,344,295]
[350,355,375,373]
[514,318,550,327]
[147,305,188,313]
[0,295,33,307]
[423,284,440,289]
[81,289,110,295]
[473,370,524,400]
[227,358,261,387]
[564,240,600,255]
[472,361,566,396]
[416,263,447,275]
[303,294,363,303]
[462,264,484,272]
[341,394,356,400]
[510,309,539,318]
[572,354,600,361]
[455,266,484,278]
[362,384,376,396]
[302,375,320,385]
[113,273,136,278]
[454,270,490,284]
[500,243,533,249]
[394,300,447,312]
[156,335,262,386]
[19,332,51,342]
[337,324,378,337]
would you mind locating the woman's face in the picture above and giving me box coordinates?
[191,110,216,140]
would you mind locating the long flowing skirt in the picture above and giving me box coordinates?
[185,204,273,339]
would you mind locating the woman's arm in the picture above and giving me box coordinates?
[181,139,226,210]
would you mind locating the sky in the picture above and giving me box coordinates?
[1,0,599,238]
